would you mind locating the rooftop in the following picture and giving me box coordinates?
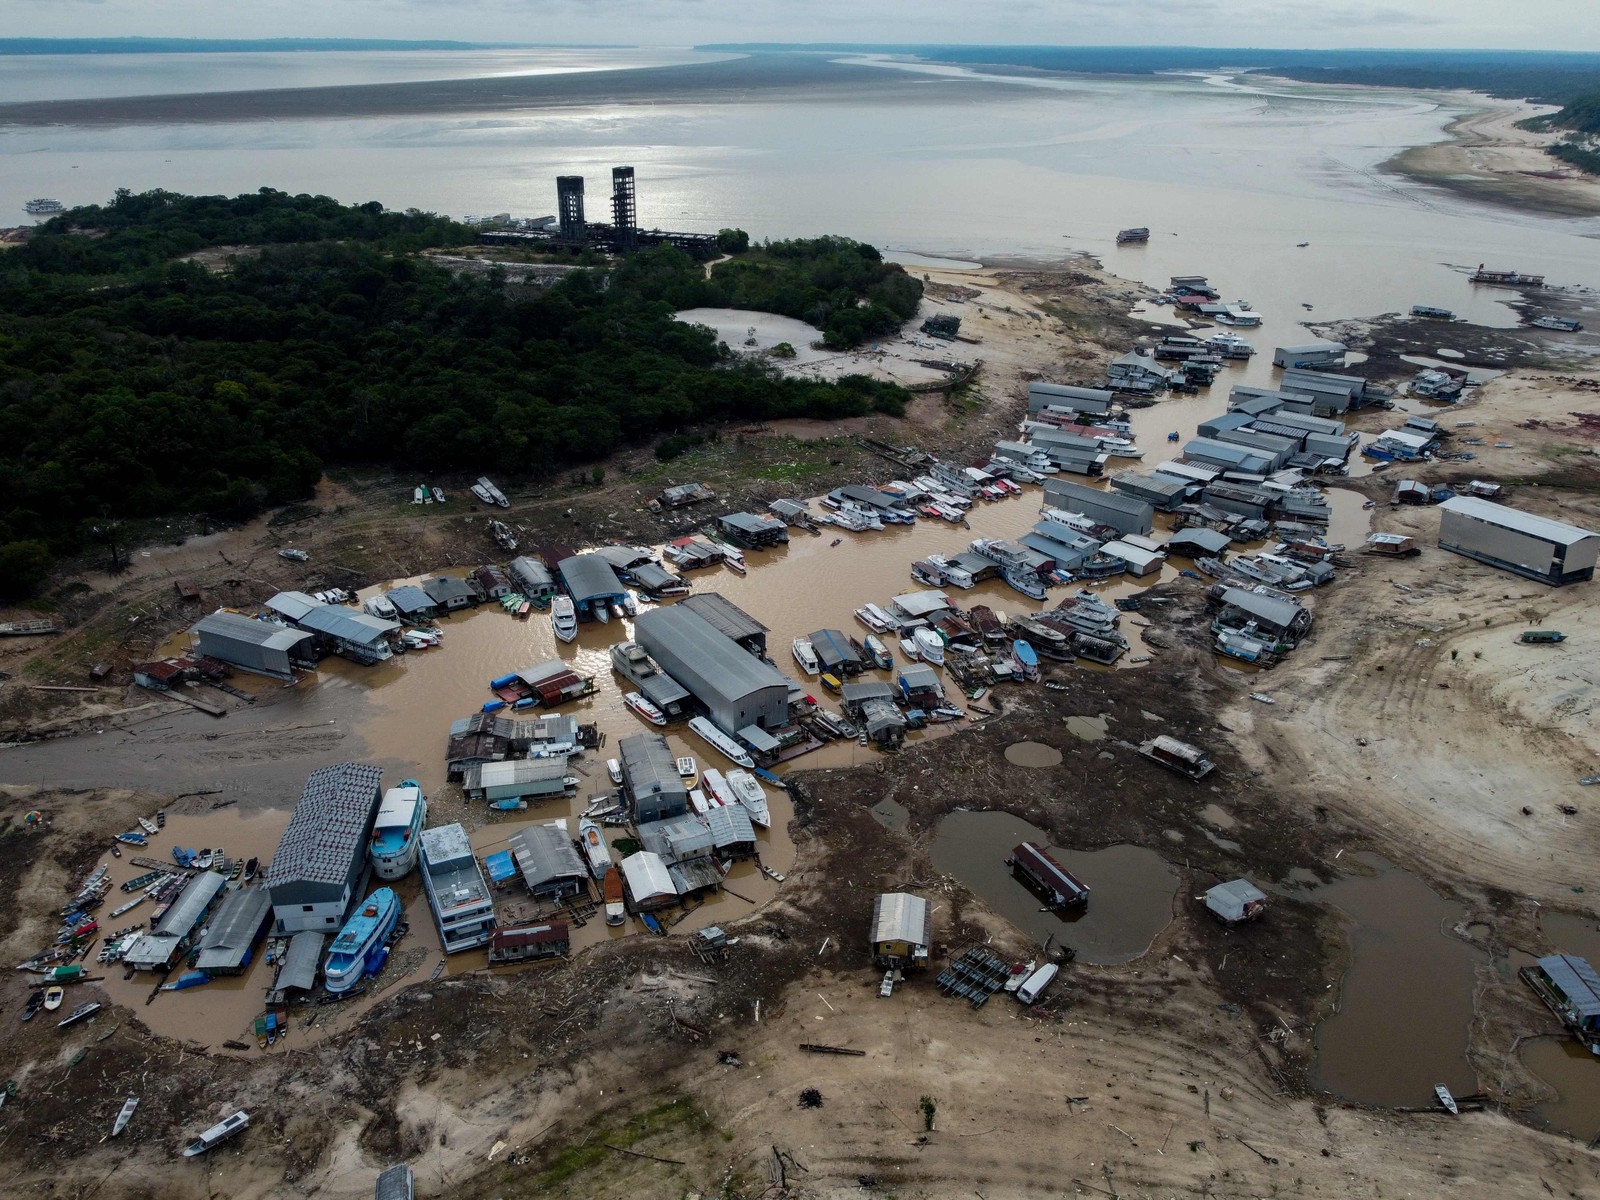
[557,554,627,602]
[871,891,931,947]
[266,763,383,890]
[194,885,273,972]
[192,610,311,652]
[680,592,768,641]
[635,606,789,701]
[621,851,678,903]
[1440,496,1598,547]
[508,823,587,890]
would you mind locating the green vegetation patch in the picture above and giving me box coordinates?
[533,1096,712,1190]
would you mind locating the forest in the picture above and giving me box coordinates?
[0,190,917,596]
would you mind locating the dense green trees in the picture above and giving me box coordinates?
[0,191,912,595]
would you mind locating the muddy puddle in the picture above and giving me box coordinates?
[1311,853,1483,1108]
[1004,741,1063,767]
[1064,715,1108,742]
[930,810,1177,965]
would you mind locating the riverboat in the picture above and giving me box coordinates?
[689,717,754,768]
[323,888,400,996]
[182,1110,250,1157]
[369,781,426,881]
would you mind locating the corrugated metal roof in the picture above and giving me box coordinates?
[619,732,683,800]
[479,758,570,788]
[1440,496,1598,547]
[508,557,554,590]
[704,804,755,847]
[509,824,586,890]
[375,1165,415,1200]
[193,611,310,651]
[630,563,679,591]
[718,511,783,534]
[423,576,480,604]
[1537,954,1600,1019]
[621,851,677,902]
[680,593,767,640]
[1219,586,1305,629]
[1111,470,1188,499]
[266,591,321,622]
[640,814,716,863]
[890,591,950,618]
[1167,528,1233,556]
[841,680,894,704]
[635,606,789,703]
[385,585,434,614]
[266,764,383,890]
[1043,479,1152,518]
[299,605,397,646]
[588,545,654,570]
[276,930,326,994]
[809,628,857,669]
[1011,843,1089,903]
[195,885,273,971]
[557,554,626,601]
[157,870,227,937]
[871,892,930,946]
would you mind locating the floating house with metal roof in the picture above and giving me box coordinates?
[1438,496,1599,586]
[507,823,588,900]
[1042,479,1154,537]
[489,921,571,965]
[620,851,679,912]
[716,511,790,548]
[1524,954,1600,1052]
[1028,382,1115,416]
[556,554,628,619]
[809,628,864,676]
[679,593,768,656]
[619,732,690,824]
[507,556,558,601]
[123,870,228,971]
[194,885,274,975]
[635,606,790,738]
[383,585,437,622]
[870,892,932,968]
[1007,842,1089,910]
[423,575,483,611]
[1211,586,1312,648]
[1109,471,1189,511]
[420,823,495,953]
[191,611,312,680]
[267,763,385,934]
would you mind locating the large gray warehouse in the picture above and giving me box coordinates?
[1042,478,1154,537]
[267,762,384,934]
[635,605,790,736]
[191,611,311,680]
[1437,497,1599,585]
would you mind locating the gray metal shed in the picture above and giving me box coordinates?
[508,556,557,599]
[384,585,436,618]
[267,763,384,933]
[680,592,768,655]
[1109,471,1189,511]
[1028,382,1114,414]
[508,824,588,899]
[1166,528,1233,557]
[556,554,627,615]
[619,732,690,824]
[1042,479,1154,537]
[192,611,311,680]
[195,885,274,975]
[273,930,326,998]
[635,606,790,736]
[1438,496,1599,585]
[423,575,482,610]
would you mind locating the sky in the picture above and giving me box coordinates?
[7,0,1600,53]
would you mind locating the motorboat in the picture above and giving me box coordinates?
[912,627,946,665]
[1016,962,1059,1005]
[58,1001,101,1028]
[898,636,922,662]
[725,770,772,828]
[603,871,626,926]
[701,768,737,810]
[1003,568,1048,602]
[43,986,64,1011]
[364,595,398,620]
[623,692,667,726]
[675,756,698,789]
[323,888,400,996]
[863,633,894,670]
[369,780,426,881]
[578,817,612,879]
[137,816,159,835]
[401,629,441,650]
[689,717,755,768]
[593,603,610,625]
[792,637,821,676]
[194,849,214,870]
[606,758,623,784]
[855,603,902,632]
[550,596,578,643]
[722,547,747,575]
[182,1110,250,1158]
[112,1096,139,1138]
[688,787,713,815]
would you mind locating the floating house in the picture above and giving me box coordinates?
[268,930,327,1004]
[1437,497,1599,586]
[472,564,513,599]
[870,892,932,969]
[507,556,558,601]
[679,593,769,657]
[620,851,679,912]
[267,763,385,934]
[123,871,228,971]
[636,606,790,738]
[1007,842,1089,910]
[194,886,274,976]
[1523,954,1600,1053]
[1028,382,1114,417]
[556,554,628,619]
[488,922,571,965]
[703,804,758,860]
[716,511,790,549]
[420,823,495,953]
[465,758,575,806]
[1205,879,1267,925]
[1137,735,1215,781]
[1109,471,1189,512]
[1166,528,1233,558]
[1211,586,1313,648]
[810,628,865,676]
[619,732,690,824]
[841,680,908,748]
[1272,341,1346,368]
[190,612,311,681]
[507,823,588,900]
[267,592,399,664]
[422,575,483,611]
[382,586,438,622]
[610,641,693,720]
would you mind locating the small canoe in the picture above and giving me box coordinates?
[137,817,159,835]
[43,987,64,1011]
[243,857,259,882]
[1435,1084,1458,1115]
[22,992,43,1022]
[113,1096,139,1137]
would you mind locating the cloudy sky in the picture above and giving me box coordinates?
[8,0,1599,51]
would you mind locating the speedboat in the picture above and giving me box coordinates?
[550,596,578,643]
[323,888,400,996]
[689,717,755,768]
[593,603,610,625]
[369,781,426,881]
[606,758,622,784]
[182,1110,250,1158]
[43,986,64,1011]
[792,637,821,675]
[913,627,946,665]
[725,770,772,828]
[578,817,612,879]
[623,692,667,726]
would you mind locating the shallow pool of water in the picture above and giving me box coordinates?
[1311,853,1482,1108]
[1004,741,1063,767]
[1522,1039,1600,1137]
[930,810,1176,965]
[1064,715,1108,742]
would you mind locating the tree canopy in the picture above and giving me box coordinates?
[0,189,912,596]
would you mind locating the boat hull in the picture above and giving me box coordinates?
[323,889,400,995]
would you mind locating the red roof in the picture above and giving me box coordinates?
[1011,842,1089,903]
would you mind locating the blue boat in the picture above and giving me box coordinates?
[172,846,195,867]
[481,699,506,714]
[369,780,426,881]
[753,766,789,791]
[1013,639,1040,681]
[162,970,210,992]
[323,888,400,995]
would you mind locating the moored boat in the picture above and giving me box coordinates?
[115,832,147,847]
[898,635,922,662]
[43,986,63,1011]
[912,627,946,666]
[137,817,159,835]
[550,596,579,643]
[578,817,612,879]
[58,1001,101,1028]
[369,781,427,881]
[603,870,626,926]
[623,692,667,726]
[323,888,400,996]
[22,991,44,1022]
[690,717,755,768]
[792,637,821,676]
[725,770,772,829]
[675,756,698,789]
[701,768,736,809]
[181,1110,250,1158]
[1013,639,1040,681]
[1435,1084,1459,1115]
[863,633,894,670]
[243,857,259,882]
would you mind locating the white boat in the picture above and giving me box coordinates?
[688,787,713,815]
[474,476,510,508]
[112,1095,139,1138]
[899,636,922,662]
[1016,962,1059,1005]
[725,769,772,828]
[470,482,495,505]
[1003,960,1036,993]
[689,717,754,768]
[551,596,578,643]
[24,198,65,215]
[723,547,747,575]
[363,595,398,620]
[675,756,698,788]
[194,849,214,870]
[137,817,159,835]
[593,603,610,625]
[401,629,441,650]
[857,602,902,632]
[913,627,946,665]
[926,555,975,589]
[606,758,623,784]
[701,768,736,808]
[1435,1084,1459,1115]
[792,637,821,675]
[369,780,426,881]
[623,692,667,726]
[182,1110,251,1158]
[578,817,612,879]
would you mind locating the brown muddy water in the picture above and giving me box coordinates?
[930,809,1177,965]
[1004,741,1063,767]
[1311,853,1483,1108]
[1519,910,1600,1135]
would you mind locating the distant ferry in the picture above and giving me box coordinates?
[323,888,400,995]
[370,781,426,880]
[24,198,64,215]
[1116,226,1150,244]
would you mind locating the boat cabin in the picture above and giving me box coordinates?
[1007,842,1089,909]
[488,922,570,965]
[1205,879,1267,925]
